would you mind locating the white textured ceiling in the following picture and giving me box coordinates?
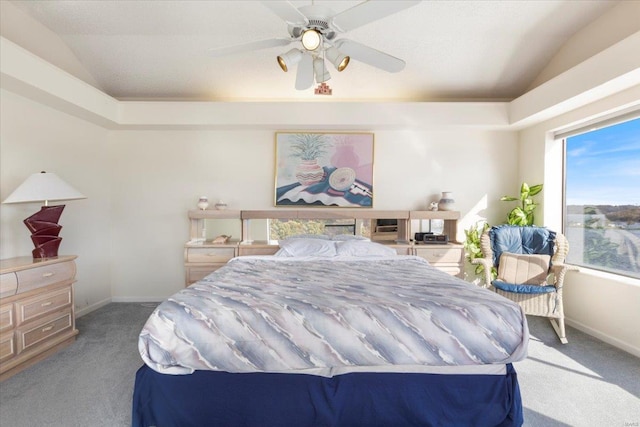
[7,0,619,101]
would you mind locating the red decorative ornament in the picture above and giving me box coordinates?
[314,82,332,95]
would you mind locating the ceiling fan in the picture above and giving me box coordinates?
[209,1,421,90]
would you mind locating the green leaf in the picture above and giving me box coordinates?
[500,196,518,202]
[508,208,528,225]
[529,184,543,196]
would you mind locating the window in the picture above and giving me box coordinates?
[563,116,640,279]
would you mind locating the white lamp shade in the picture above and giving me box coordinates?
[326,47,350,72]
[2,171,86,205]
[277,48,303,72]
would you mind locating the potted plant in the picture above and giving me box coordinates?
[463,222,494,281]
[500,182,543,226]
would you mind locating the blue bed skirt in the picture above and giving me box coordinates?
[132,364,523,427]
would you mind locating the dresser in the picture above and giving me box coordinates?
[0,255,78,381]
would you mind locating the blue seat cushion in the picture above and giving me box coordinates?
[492,280,556,294]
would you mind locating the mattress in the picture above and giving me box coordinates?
[138,255,529,376]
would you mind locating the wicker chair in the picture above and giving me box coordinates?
[472,225,576,344]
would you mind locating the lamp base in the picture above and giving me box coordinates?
[24,205,65,259]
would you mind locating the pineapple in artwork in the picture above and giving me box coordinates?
[290,133,330,185]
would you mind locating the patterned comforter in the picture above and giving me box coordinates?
[139,256,528,376]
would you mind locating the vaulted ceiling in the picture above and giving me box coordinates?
[3,0,623,102]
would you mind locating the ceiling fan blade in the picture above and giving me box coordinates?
[334,39,405,73]
[209,38,293,57]
[262,1,309,27]
[295,53,314,90]
[331,0,421,32]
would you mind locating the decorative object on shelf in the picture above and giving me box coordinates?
[438,191,455,211]
[275,132,374,208]
[212,234,231,244]
[429,202,439,211]
[197,196,209,210]
[2,171,86,259]
[215,200,228,210]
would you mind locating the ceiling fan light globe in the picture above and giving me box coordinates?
[301,29,321,51]
[277,48,303,72]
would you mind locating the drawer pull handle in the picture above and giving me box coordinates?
[42,272,55,278]
[41,301,53,307]
[41,325,54,333]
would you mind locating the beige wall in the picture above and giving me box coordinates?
[0,89,112,315]
[107,128,517,299]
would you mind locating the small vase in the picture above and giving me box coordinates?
[197,197,209,210]
[438,191,455,211]
[215,200,227,210]
[295,159,325,186]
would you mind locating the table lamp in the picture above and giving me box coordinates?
[2,171,86,259]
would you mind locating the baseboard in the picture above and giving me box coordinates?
[75,297,163,318]
[75,297,112,318]
[565,318,640,358]
[110,296,165,303]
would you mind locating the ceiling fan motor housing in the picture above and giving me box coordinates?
[288,5,337,43]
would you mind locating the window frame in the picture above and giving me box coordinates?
[560,112,640,279]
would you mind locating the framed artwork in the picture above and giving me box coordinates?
[274,132,374,207]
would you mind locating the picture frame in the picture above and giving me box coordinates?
[274,132,374,207]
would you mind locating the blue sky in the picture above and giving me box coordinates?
[566,117,640,206]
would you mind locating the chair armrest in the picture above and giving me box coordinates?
[472,258,494,288]
[549,263,579,288]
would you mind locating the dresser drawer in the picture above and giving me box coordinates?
[414,246,463,263]
[186,247,235,263]
[0,332,16,363]
[0,272,18,298]
[186,266,222,285]
[16,286,72,325]
[16,261,76,294]
[17,310,73,353]
[0,304,14,332]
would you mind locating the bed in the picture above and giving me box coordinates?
[132,239,528,427]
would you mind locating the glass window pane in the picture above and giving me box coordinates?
[564,117,640,279]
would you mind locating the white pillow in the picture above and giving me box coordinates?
[287,234,331,240]
[331,234,370,241]
[335,240,397,257]
[277,238,337,257]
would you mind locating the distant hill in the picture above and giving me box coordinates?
[567,205,640,224]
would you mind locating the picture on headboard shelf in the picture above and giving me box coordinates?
[274,132,374,207]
